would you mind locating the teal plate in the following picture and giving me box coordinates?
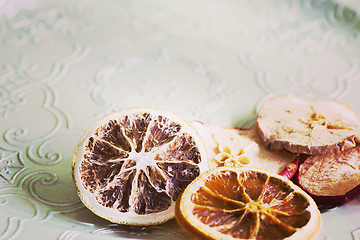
[1,0,360,239]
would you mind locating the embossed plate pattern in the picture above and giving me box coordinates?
[1,0,360,239]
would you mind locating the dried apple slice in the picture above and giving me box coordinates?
[297,145,360,204]
[191,121,297,174]
[256,94,360,154]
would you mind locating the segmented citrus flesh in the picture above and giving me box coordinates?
[73,108,208,225]
[176,167,321,240]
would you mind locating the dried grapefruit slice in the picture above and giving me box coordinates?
[72,107,208,225]
[176,167,321,240]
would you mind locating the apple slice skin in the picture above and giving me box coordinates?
[279,157,299,180]
[296,181,360,206]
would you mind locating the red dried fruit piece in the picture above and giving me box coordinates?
[280,157,299,180]
[297,145,360,205]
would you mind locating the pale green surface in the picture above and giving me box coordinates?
[0,0,360,239]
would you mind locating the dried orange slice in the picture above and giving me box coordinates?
[72,107,208,225]
[176,167,321,240]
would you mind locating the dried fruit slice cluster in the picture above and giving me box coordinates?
[176,167,322,240]
[256,94,360,203]
[72,108,208,225]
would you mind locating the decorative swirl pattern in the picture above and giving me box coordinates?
[86,49,228,124]
[0,0,359,239]
[0,193,39,239]
[0,148,24,184]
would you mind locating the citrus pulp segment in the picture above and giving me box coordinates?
[176,167,321,240]
[72,108,208,225]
